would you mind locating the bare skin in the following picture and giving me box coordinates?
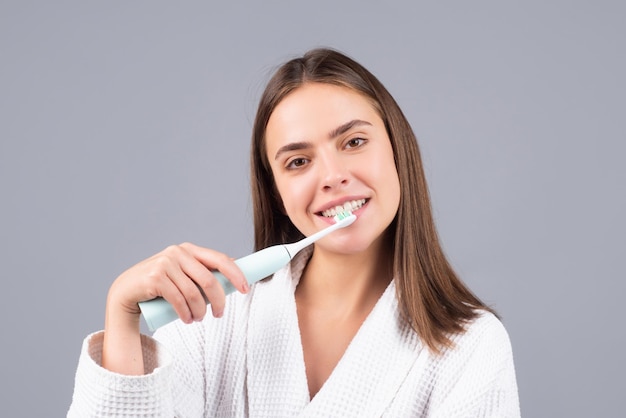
[265,83,401,398]
[103,82,400,403]
[102,242,248,375]
[295,243,392,398]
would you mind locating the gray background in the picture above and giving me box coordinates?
[1,1,624,417]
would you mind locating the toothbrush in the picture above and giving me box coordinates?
[139,211,357,331]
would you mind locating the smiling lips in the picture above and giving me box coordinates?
[320,199,367,218]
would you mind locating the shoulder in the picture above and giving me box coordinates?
[422,311,520,417]
[433,310,517,385]
[457,310,512,350]
[443,310,515,366]
[425,311,520,416]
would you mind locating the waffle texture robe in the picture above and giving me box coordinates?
[68,251,520,417]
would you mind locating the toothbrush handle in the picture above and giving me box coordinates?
[138,245,292,331]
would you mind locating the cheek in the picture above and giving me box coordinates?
[370,149,401,208]
[369,149,399,185]
[273,174,314,217]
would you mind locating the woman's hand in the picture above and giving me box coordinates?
[111,242,249,322]
[102,243,248,375]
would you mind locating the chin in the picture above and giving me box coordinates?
[324,234,386,256]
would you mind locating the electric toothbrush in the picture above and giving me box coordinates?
[139,212,356,331]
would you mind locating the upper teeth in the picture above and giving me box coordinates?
[321,199,366,217]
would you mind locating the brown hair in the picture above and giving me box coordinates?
[250,48,494,353]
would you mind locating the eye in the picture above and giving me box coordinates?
[286,157,309,169]
[345,137,367,149]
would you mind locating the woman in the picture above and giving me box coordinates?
[69,48,520,417]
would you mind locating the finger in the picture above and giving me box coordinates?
[153,271,195,324]
[161,246,217,321]
[179,242,249,294]
[173,250,227,319]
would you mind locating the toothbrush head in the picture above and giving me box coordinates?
[333,211,357,227]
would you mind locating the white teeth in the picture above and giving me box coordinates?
[321,199,366,217]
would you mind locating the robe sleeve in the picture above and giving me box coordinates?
[66,331,175,417]
[67,291,251,417]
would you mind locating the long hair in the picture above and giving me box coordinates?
[250,48,494,353]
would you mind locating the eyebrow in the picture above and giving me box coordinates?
[273,119,373,160]
[328,119,372,139]
[273,141,312,161]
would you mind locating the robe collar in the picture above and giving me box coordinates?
[246,248,424,417]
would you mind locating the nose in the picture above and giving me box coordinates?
[319,152,350,191]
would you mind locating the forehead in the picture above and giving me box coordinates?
[265,83,382,145]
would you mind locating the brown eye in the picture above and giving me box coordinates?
[286,157,309,169]
[345,138,366,149]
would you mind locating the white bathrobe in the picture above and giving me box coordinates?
[68,250,520,417]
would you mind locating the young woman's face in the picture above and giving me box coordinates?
[265,83,401,255]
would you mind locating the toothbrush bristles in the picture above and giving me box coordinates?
[334,211,352,221]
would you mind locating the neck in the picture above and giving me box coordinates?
[296,238,393,314]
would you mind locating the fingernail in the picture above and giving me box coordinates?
[242,282,250,293]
